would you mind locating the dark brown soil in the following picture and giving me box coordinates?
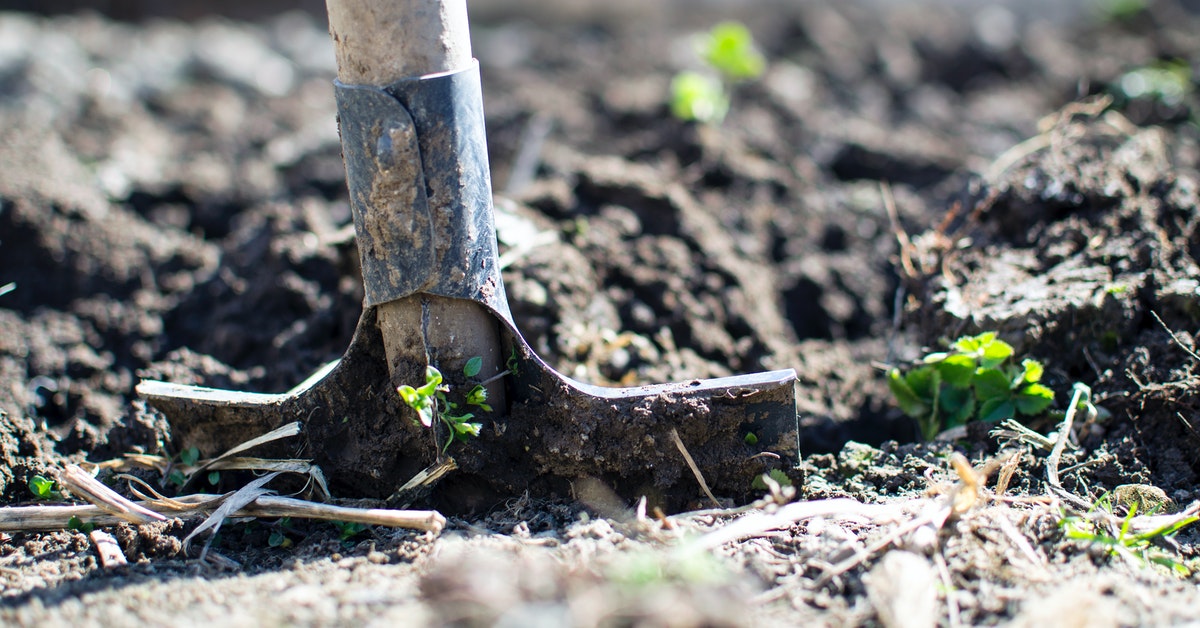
[2,1,1200,625]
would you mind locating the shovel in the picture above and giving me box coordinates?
[137,0,798,511]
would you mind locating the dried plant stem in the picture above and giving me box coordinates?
[0,494,445,534]
[670,428,721,509]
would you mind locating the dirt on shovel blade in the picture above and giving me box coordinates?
[2,0,1200,625]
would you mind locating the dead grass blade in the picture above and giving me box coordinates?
[206,457,331,500]
[59,464,166,524]
[387,457,458,507]
[691,498,907,551]
[183,472,281,560]
[670,428,721,509]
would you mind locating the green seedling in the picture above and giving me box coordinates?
[67,515,95,534]
[670,21,766,123]
[1114,59,1193,109]
[751,469,792,491]
[334,521,367,545]
[1096,0,1148,22]
[269,517,294,549]
[1060,500,1199,576]
[670,71,729,124]
[701,21,766,81]
[397,362,488,453]
[28,475,61,500]
[888,332,1055,440]
[506,347,520,377]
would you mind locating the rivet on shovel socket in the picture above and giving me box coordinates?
[136,0,798,509]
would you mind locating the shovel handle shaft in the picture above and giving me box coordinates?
[326,0,472,84]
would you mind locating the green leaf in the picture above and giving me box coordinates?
[979,398,1016,423]
[939,387,976,428]
[28,475,56,499]
[702,21,766,80]
[335,521,367,541]
[180,447,200,467]
[670,71,729,123]
[168,469,186,488]
[67,515,94,534]
[208,471,221,486]
[1015,383,1055,415]
[953,332,994,353]
[921,352,950,363]
[466,385,491,412]
[455,422,482,439]
[268,530,290,548]
[743,432,759,446]
[936,354,977,388]
[904,365,937,399]
[416,366,443,397]
[397,385,420,406]
[887,369,930,419]
[1020,359,1044,384]
[751,469,793,491]
[463,356,483,378]
[980,338,1014,368]
[973,368,1011,400]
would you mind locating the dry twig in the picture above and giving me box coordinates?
[670,428,721,509]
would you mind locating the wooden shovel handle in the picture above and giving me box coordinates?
[326,0,472,84]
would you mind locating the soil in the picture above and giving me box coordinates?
[2,0,1200,625]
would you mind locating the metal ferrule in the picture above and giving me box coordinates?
[334,61,509,318]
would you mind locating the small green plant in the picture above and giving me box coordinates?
[1060,499,1199,576]
[670,72,729,124]
[28,474,61,500]
[1096,0,1148,22]
[167,446,202,489]
[67,515,95,534]
[701,21,767,81]
[333,521,367,545]
[751,469,792,491]
[268,517,294,549]
[397,361,490,453]
[670,21,766,124]
[888,332,1055,440]
[1114,59,1193,109]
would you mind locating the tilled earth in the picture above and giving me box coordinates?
[2,1,1200,625]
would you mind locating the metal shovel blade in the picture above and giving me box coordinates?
[137,4,798,511]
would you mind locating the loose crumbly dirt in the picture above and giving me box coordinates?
[2,1,1200,625]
